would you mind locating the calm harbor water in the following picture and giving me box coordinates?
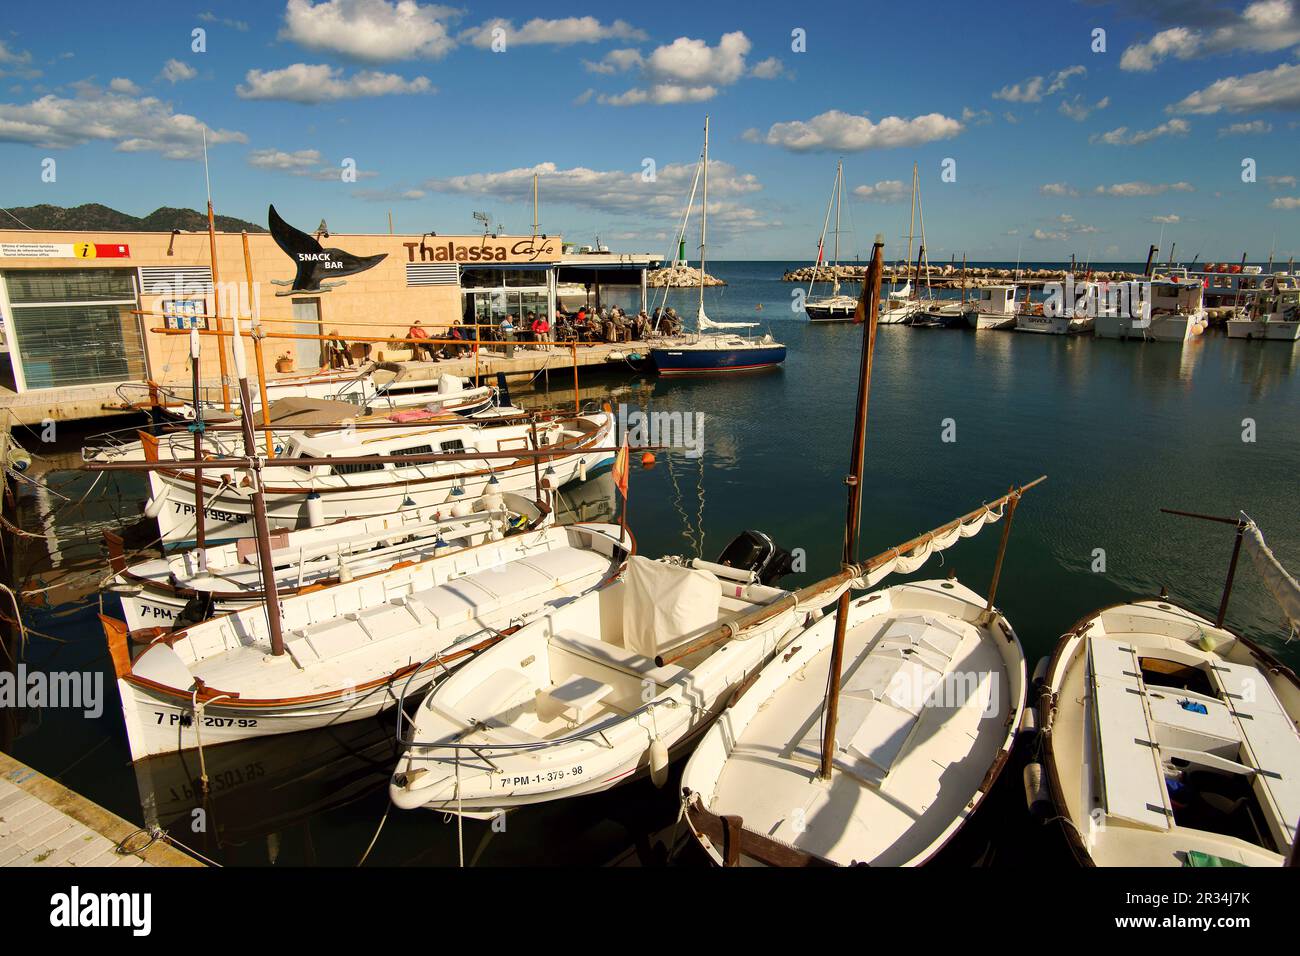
[7,259,1299,866]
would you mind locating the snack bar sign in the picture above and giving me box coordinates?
[0,241,131,259]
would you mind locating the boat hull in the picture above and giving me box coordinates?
[967,312,1016,330]
[1014,314,1092,335]
[1226,319,1300,340]
[651,345,787,374]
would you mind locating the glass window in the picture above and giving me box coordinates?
[5,268,136,304]
[330,458,386,476]
[392,444,433,457]
[8,303,146,389]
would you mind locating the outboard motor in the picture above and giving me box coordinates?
[171,591,217,633]
[713,530,796,586]
[495,371,511,409]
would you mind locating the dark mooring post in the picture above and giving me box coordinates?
[820,234,884,781]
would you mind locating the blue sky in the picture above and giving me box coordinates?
[1,0,1298,261]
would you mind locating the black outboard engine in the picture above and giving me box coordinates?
[171,591,217,632]
[714,530,796,586]
[494,371,512,409]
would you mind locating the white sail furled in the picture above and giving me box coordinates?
[853,502,1005,590]
[698,309,757,331]
[889,281,912,300]
[1243,520,1300,635]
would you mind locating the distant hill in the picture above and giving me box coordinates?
[1,203,266,233]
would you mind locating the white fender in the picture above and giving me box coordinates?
[649,737,669,787]
[144,485,171,518]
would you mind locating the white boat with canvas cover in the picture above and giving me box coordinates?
[967,285,1018,330]
[389,554,802,814]
[681,577,1026,866]
[103,522,631,761]
[107,491,546,630]
[1039,599,1300,866]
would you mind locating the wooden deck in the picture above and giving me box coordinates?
[0,751,202,867]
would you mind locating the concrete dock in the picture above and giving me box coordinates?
[0,752,202,867]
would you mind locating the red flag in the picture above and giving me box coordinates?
[611,434,630,499]
[815,240,824,265]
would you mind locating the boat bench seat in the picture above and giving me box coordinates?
[410,546,607,628]
[1207,658,1300,848]
[551,632,688,687]
[1089,636,1172,831]
[537,675,614,724]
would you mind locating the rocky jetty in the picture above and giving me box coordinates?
[647,264,726,287]
[782,264,1147,287]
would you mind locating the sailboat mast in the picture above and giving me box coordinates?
[820,235,885,780]
[833,160,842,272]
[906,163,917,288]
[809,165,838,301]
[202,129,232,412]
[698,115,709,325]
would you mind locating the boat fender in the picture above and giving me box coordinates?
[649,738,670,788]
[144,486,171,519]
[337,560,353,584]
[306,492,325,528]
[1023,762,1051,819]
[450,499,474,518]
[578,457,587,482]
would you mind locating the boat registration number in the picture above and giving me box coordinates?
[154,711,259,729]
[499,765,583,788]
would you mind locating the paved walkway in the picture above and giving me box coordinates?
[0,751,201,867]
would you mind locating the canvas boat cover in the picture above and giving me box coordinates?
[621,555,720,660]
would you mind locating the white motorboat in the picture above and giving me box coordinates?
[1015,310,1093,335]
[681,576,1026,866]
[389,553,802,815]
[1094,277,1207,343]
[966,285,1018,330]
[103,521,631,761]
[140,410,614,543]
[107,491,546,630]
[878,282,916,324]
[1227,284,1300,341]
[1038,599,1299,866]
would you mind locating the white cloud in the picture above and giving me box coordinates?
[852,180,910,203]
[961,106,992,125]
[424,159,766,234]
[109,77,140,95]
[0,84,245,158]
[1218,119,1273,135]
[236,63,433,102]
[993,65,1084,103]
[573,88,595,105]
[279,0,458,62]
[585,48,644,74]
[748,109,962,151]
[598,31,756,105]
[1093,181,1195,197]
[1040,183,1079,197]
[1271,196,1300,208]
[1121,1,1300,71]
[1059,94,1108,121]
[354,186,426,201]
[160,59,198,83]
[461,17,645,48]
[0,39,36,77]
[1090,118,1190,145]
[1265,174,1298,188]
[247,148,322,171]
[1170,61,1300,113]
[198,11,250,31]
[1150,214,1181,223]
[750,57,784,79]
[1033,229,1069,241]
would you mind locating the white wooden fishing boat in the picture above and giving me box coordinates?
[389,554,802,815]
[1015,310,1093,335]
[681,576,1026,866]
[967,285,1019,330]
[1037,600,1299,866]
[1094,278,1207,343]
[103,521,631,761]
[141,411,614,543]
[107,491,546,630]
[1226,285,1300,340]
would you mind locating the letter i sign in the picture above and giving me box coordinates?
[74,241,97,258]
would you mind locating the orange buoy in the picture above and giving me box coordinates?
[640,451,656,468]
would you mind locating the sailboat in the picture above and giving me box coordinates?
[1036,515,1300,866]
[804,161,860,323]
[678,237,1041,866]
[650,117,786,375]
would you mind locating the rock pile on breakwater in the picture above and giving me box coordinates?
[648,264,726,287]
[782,264,1148,287]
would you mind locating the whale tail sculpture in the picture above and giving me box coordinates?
[268,204,387,294]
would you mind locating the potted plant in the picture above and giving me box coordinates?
[275,352,294,373]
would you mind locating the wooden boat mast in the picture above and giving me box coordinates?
[201,129,232,412]
[819,234,884,778]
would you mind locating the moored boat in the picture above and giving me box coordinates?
[103,521,632,761]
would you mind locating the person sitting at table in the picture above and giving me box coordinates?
[448,320,471,358]
[499,314,516,358]
[326,330,355,368]
[531,312,551,350]
[406,321,440,361]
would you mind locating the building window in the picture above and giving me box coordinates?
[2,268,145,390]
